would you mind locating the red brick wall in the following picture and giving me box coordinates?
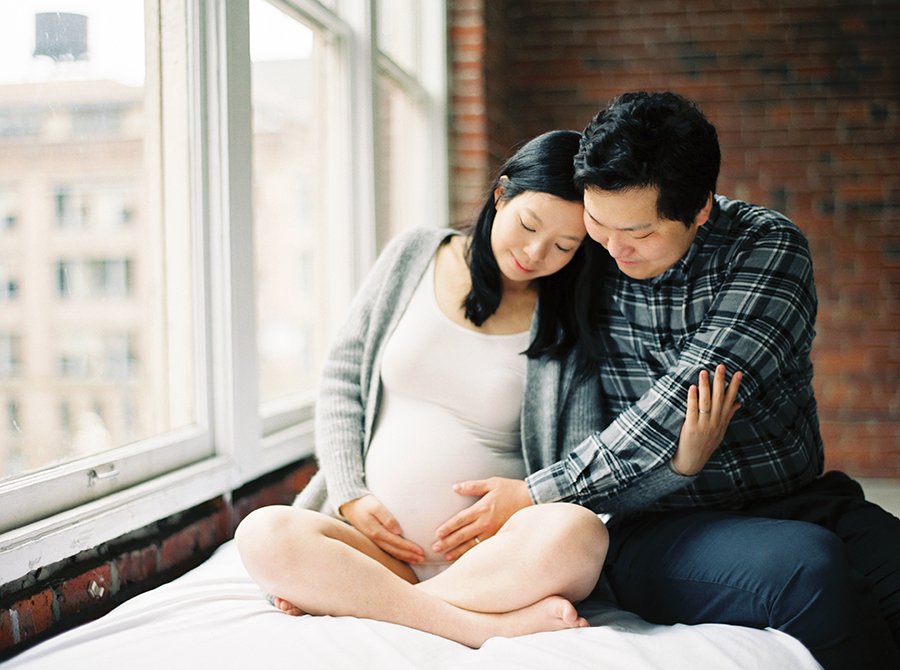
[449,0,518,227]
[0,461,317,659]
[447,0,900,477]
[449,0,488,227]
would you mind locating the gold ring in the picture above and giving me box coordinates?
[699,410,710,414]
[473,537,480,544]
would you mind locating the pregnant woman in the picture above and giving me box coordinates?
[236,130,740,648]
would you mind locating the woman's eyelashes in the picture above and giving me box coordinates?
[520,221,574,252]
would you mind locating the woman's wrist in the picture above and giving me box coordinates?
[668,458,693,477]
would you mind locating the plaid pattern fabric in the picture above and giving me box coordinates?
[527,196,825,512]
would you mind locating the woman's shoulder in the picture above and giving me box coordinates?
[375,227,461,274]
[385,226,460,251]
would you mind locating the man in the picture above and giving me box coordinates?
[533,90,898,669]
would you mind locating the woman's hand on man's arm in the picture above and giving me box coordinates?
[672,364,742,476]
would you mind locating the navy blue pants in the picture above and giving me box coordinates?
[603,472,900,670]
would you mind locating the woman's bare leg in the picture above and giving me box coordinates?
[235,506,594,648]
[417,503,608,612]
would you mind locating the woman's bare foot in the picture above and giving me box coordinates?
[469,595,588,647]
[273,596,306,617]
[275,592,584,646]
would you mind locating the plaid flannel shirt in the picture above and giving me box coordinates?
[527,196,825,512]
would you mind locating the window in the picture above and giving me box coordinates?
[55,187,90,228]
[0,335,22,378]
[56,332,138,380]
[0,265,19,300]
[0,0,202,553]
[250,0,333,409]
[53,184,139,230]
[0,190,18,229]
[56,259,134,299]
[0,0,447,586]
[8,401,20,432]
[374,0,447,245]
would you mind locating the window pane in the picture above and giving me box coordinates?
[251,0,338,406]
[377,73,429,240]
[0,1,195,480]
[377,0,418,74]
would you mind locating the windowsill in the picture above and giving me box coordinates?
[0,456,234,585]
[0,415,316,585]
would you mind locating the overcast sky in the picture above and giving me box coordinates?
[0,1,145,86]
[0,0,311,87]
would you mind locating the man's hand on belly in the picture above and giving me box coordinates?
[431,478,534,561]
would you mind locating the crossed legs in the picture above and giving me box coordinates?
[235,502,607,648]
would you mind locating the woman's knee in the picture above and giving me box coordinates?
[558,504,608,558]
[507,503,608,600]
[551,504,608,600]
[518,503,606,549]
[235,506,321,580]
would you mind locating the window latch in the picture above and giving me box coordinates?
[88,466,119,487]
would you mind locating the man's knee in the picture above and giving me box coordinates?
[765,521,900,669]
[770,523,859,625]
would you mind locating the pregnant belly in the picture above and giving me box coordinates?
[365,397,525,568]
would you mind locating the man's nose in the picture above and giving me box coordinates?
[605,231,631,258]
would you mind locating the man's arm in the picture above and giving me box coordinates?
[528,219,817,512]
[432,364,741,557]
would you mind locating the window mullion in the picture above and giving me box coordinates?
[204,0,262,484]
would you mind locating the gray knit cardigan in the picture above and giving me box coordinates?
[293,227,606,515]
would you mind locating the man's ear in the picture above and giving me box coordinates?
[693,193,714,227]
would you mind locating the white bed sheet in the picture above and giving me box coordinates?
[7,540,822,670]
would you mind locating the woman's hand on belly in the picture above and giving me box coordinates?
[340,495,426,565]
[431,478,533,561]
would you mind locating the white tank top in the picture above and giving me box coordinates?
[364,256,529,579]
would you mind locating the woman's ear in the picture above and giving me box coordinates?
[493,175,510,204]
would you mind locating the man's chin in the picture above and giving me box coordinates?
[615,260,645,277]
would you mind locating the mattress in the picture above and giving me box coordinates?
[6,540,823,669]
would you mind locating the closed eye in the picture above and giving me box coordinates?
[521,222,536,232]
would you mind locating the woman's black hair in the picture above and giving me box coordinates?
[571,240,612,376]
[462,129,585,360]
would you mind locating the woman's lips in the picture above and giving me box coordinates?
[512,255,534,273]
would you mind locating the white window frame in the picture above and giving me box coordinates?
[0,0,447,586]
[371,0,449,246]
